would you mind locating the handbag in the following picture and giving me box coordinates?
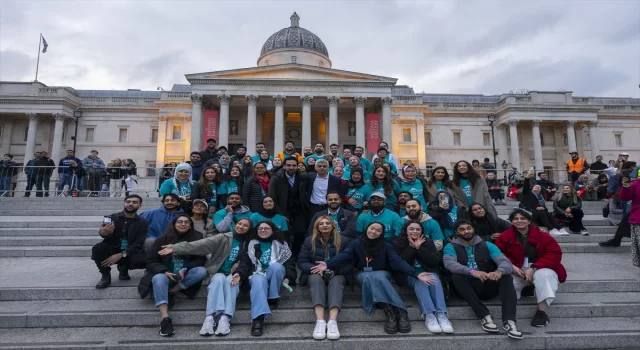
[507,186,518,199]
[602,203,610,218]
[576,188,586,198]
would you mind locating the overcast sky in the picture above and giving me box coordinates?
[1,0,639,97]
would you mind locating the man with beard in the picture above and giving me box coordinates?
[589,155,607,174]
[443,220,522,340]
[395,191,412,217]
[355,192,403,239]
[276,140,304,163]
[402,199,444,251]
[230,146,247,164]
[305,142,325,166]
[92,195,149,289]
[251,142,273,163]
[566,151,589,185]
[329,144,340,158]
[302,146,313,158]
[140,193,185,252]
[353,146,371,170]
[187,151,204,181]
[213,192,252,232]
[200,138,218,164]
[307,192,357,239]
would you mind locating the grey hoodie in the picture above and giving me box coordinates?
[214,205,252,232]
[444,236,513,276]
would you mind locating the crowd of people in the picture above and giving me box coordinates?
[88,138,602,341]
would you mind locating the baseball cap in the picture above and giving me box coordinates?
[192,199,209,210]
[370,191,386,200]
[569,151,578,155]
[619,152,630,156]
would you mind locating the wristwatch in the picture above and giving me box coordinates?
[469,269,476,276]
[122,251,127,258]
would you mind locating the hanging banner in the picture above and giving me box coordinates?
[366,113,380,153]
[202,110,219,148]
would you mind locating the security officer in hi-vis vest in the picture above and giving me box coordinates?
[566,152,589,185]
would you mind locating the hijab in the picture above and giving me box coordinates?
[434,190,455,230]
[361,223,386,258]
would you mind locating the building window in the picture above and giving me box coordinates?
[118,128,128,143]
[402,128,412,142]
[0,126,3,141]
[424,131,432,146]
[483,132,491,146]
[424,163,436,177]
[85,128,95,142]
[291,56,298,64]
[453,131,461,146]
[172,125,182,140]
[151,128,158,143]
[563,133,568,147]
[146,162,157,177]
[614,133,623,147]
[24,127,29,142]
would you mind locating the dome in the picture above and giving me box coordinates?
[260,12,329,58]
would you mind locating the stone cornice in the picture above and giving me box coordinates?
[598,115,640,120]
[392,106,429,113]
[79,108,160,113]
[0,99,78,109]
[189,79,395,88]
[154,102,193,108]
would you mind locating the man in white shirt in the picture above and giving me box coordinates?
[372,141,400,169]
[305,159,345,218]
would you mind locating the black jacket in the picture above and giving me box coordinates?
[200,148,218,163]
[33,157,55,176]
[307,208,357,239]
[394,233,440,286]
[68,165,87,179]
[0,160,16,177]
[297,235,352,285]
[469,211,511,242]
[191,182,217,206]
[242,176,269,213]
[100,211,148,256]
[235,241,297,284]
[107,167,125,180]
[305,173,346,207]
[268,169,308,218]
[520,178,545,212]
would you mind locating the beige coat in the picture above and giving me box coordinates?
[171,231,233,284]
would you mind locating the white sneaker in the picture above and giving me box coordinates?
[215,317,230,336]
[549,228,568,236]
[199,316,216,336]
[425,313,442,333]
[436,312,454,334]
[326,320,340,340]
[559,228,570,235]
[581,230,590,236]
[312,320,327,340]
[480,315,498,333]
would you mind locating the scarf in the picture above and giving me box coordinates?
[255,174,270,192]
[361,234,386,258]
[259,207,278,219]
[247,239,292,276]
[558,194,575,208]
[533,190,545,207]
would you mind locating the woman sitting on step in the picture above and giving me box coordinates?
[519,173,569,236]
[311,222,435,335]
[553,185,589,236]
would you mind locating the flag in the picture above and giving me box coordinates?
[42,36,48,53]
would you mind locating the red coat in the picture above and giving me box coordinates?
[495,225,567,283]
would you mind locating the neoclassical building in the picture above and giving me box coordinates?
[1,12,639,185]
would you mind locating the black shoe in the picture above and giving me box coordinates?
[383,304,398,334]
[95,273,111,289]
[118,268,130,281]
[159,317,175,337]
[531,309,550,327]
[268,298,279,310]
[251,315,264,336]
[168,293,175,309]
[395,307,411,333]
[443,282,451,301]
[521,285,535,297]
[599,239,620,247]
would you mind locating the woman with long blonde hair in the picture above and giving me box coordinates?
[297,216,349,340]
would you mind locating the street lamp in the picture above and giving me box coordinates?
[72,108,82,153]
[488,115,498,171]
[501,160,509,185]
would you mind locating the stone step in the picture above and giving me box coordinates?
[558,242,630,253]
[0,228,97,236]
[0,217,103,229]
[0,236,102,246]
[0,246,91,257]
[497,215,611,227]
[1,317,639,350]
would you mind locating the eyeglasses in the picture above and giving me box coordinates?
[176,220,190,225]
[257,227,272,231]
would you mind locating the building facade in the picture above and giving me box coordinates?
[1,13,639,185]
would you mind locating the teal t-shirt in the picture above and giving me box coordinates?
[344,167,372,182]
[346,185,372,210]
[251,155,274,164]
[443,206,459,239]
[358,157,371,170]
[304,154,325,166]
[398,179,427,209]
[159,179,191,196]
[369,160,398,175]
[219,180,239,196]
[213,209,253,231]
[249,212,289,232]
[443,242,502,273]
[259,241,273,269]
[367,181,401,208]
[356,209,403,239]
[435,182,446,191]
[460,178,473,205]
[170,239,185,274]
[327,211,341,233]
[414,260,425,273]
[208,183,218,208]
[398,208,407,217]
[219,238,241,274]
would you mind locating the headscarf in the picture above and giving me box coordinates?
[469,202,497,236]
[173,162,194,185]
[361,223,386,258]
[348,167,365,188]
[258,198,278,219]
[434,190,455,230]
[400,164,417,183]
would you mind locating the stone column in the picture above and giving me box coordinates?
[508,120,521,170]
[531,120,544,173]
[381,97,393,150]
[301,95,313,148]
[354,97,366,148]
[565,121,577,153]
[24,113,39,166]
[416,119,426,168]
[190,94,203,152]
[183,116,192,160]
[246,95,259,156]
[497,124,509,164]
[0,120,13,155]
[218,95,232,149]
[273,95,286,155]
[156,116,168,168]
[588,121,600,158]
[328,96,339,146]
[50,113,68,179]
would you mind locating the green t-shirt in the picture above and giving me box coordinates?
[208,183,218,207]
[460,178,473,205]
[414,260,426,273]
[259,241,273,270]
[219,238,241,274]
[170,239,185,274]
[443,242,502,276]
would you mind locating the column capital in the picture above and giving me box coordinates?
[507,119,519,126]
[273,95,286,105]
[184,116,193,122]
[391,119,401,124]
[531,119,541,127]
[300,95,313,105]
[565,120,576,128]
[588,120,599,127]
[157,116,168,121]
[190,94,203,104]
[327,96,339,106]
[353,96,367,106]
[218,94,232,105]
[245,95,260,104]
[53,113,69,121]
[26,113,39,120]
[416,119,425,125]
[381,97,393,106]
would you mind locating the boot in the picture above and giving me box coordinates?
[118,265,130,280]
[251,315,264,336]
[395,307,411,333]
[383,304,398,334]
[95,273,111,289]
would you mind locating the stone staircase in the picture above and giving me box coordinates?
[0,197,639,349]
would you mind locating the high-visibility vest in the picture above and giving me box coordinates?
[566,158,586,173]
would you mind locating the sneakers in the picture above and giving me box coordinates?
[327,320,340,340]
[251,315,264,336]
[396,307,411,333]
[95,273,111,289]
[559,228,570,235]
[436,312,454,334]
[531,310,550,327]
[383,304,398,334]
[215,316,231,336]
[580,230,590,236]
[312,320,327,340]
[599,239,621,247]
[268,298,279,310]
[549,228,569,236]
[503,320,524,339]
[159,317,175,337]
[425,313,442,333]
[480,315,499,333]
[199,316,216,336]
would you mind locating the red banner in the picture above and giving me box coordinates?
[202,110,219,148]
[366,113,380,153]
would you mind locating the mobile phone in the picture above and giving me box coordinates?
[440,196,449,205]
[103,216,112,224]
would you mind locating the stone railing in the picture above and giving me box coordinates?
[80,97,159,105]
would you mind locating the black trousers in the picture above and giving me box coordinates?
[452,273,517,322]
[87,173,102,193]
[611,213,631,244]
[287,211,308,259]
[309,203,327,220]
[24,176,37,197]
[35,174,51,197]
[91,242,146,274]
[533,209,561,230]
[555,208,586,232]
[489,189,504,200]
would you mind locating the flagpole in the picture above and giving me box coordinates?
[35,33,42,82]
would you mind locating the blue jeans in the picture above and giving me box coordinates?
[57,173,70,195]
[356,270,407,313]
[408,275,447,315]
[0,176,11,197]
[151,267,207,307]
[249,262,285,319]
[206,273,240,318]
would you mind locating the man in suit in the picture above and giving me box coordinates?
[305,159,346,219]
[307,191,357,239]
[268,156,309,258]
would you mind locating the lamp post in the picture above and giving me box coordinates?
[488,114,498,171]
[72,108,82,154]
[501,160,509,186]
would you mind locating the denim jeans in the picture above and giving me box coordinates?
[356,270,407,313]
[249,262,285,319]
[57,173,70,196]
[0,177,11,197]
[206,273,240,318]
[152,267,207,307]
[408,275,447,315]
